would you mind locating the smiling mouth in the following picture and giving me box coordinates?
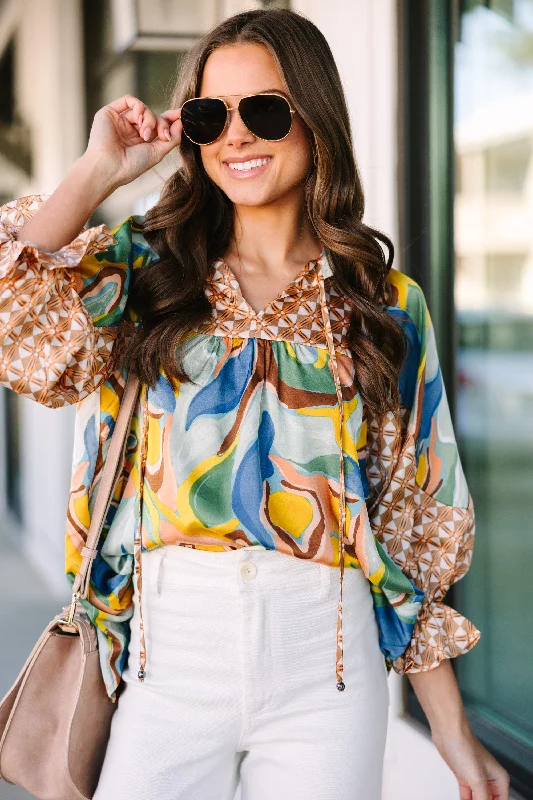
[225,156,273,173]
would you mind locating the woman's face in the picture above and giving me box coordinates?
[197,43,313,208]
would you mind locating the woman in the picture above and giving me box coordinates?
[0,8,509,800]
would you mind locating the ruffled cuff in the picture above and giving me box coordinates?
[391,600,481,674]
[0,194,116,279]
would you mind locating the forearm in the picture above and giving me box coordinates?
[407,658,471,738]
[16,154,116,252]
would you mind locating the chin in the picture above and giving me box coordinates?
[219,183,278,208]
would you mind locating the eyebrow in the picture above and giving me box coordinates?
[206,88,291,100]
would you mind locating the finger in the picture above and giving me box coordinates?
[471,781,490,800]
[161,108,182,125]
[130,111,176,144]
[167,118,183,143]
[139,106,159,142]
[120,107,142,129]
[120,107,179,150]
[108,94,146,121]
[488,776,510,800]
[459,785,473,800]
[156,111,182,144]
[155,114,172,142]
[160,110,182,143]
[149,125,184,159]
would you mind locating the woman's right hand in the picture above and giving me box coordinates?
[84,94,183,190]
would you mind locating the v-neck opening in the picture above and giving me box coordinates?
[215,249,327,319]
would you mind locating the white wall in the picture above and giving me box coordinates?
[17,398,75,599]
[1,0,85,598]
[16,0,85,196]
[290,0,399,249]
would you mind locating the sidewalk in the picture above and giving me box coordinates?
[0,535,66,800]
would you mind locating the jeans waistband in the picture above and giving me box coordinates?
[140,544,368,600]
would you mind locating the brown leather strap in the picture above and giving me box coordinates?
[72,374,141,598]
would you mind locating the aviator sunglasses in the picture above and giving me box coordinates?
[180,92,297,146]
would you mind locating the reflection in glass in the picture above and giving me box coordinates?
[454,0,533,769]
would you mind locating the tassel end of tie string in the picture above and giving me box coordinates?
[138,668,146,682]
[336,681,346,691]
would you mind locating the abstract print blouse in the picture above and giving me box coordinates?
[0,195,481,702]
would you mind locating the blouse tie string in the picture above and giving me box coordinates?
[136,382,149,682]
[317,258,347,692]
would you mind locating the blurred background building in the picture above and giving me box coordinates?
[0,1,531,798]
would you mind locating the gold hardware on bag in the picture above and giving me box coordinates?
[65,592,80,625]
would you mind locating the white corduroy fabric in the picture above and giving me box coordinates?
[94,544,390,800]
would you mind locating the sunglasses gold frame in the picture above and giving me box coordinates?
[180,92,297,146]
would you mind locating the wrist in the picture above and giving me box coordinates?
[431,715,474,750]
[407,659,471,739]
[429,711,472,740]
[74,151,119,203]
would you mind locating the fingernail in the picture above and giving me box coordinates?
[143,127,152,141]
[164,129,171,141]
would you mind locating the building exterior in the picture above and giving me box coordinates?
[0,1,531,797]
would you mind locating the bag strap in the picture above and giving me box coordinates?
[67,374,141,615]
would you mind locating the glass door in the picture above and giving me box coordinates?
[454,0,533,792]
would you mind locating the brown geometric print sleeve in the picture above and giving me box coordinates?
[367,275,481,673]
[0,194,128,408]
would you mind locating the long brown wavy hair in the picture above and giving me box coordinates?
[123,8,407,415]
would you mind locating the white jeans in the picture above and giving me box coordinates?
[94,545,389,800]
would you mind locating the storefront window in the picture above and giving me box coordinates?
[4,389,21,521]
[454,0,533,787]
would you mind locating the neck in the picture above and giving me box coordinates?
[227,188,322,272]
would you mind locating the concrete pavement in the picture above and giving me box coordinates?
[0,535,67,800]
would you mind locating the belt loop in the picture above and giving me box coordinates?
[156,549,167,596]
[318,563,331,601]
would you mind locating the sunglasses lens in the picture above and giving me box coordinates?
[181,98,227,145]
[239,94,292,140]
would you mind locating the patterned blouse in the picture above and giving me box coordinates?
[0,195,481,702]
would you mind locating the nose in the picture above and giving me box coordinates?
[224,106,255,147]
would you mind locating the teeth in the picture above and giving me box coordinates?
[228,157,271,171]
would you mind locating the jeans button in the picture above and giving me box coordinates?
[239,561,257,581]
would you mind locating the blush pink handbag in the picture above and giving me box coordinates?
[0,374,141,800]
